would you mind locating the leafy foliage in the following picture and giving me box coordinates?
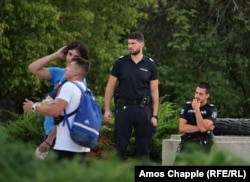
[0,0,66,100]
[5,112,44,145]
[0,0,158,101]
[0,126,249,182]
[0,127,140,182]
[140,0,250,117]
[2,0,250,118]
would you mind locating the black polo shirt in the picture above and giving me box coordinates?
[179,101,218,137]
[111,54,158,100]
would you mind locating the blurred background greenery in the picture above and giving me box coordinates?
[1,125,249,182]
[1,0,250,119]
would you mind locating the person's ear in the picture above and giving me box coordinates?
[140,42,145,47]
[206,93,210,99]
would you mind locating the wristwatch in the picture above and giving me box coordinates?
[152,115,158,119]
[31,103,39,112]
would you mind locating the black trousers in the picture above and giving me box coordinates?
[174,136,213,165]
[113,104,155,160]
[53,150,87,161]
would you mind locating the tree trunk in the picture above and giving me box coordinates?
[213,118,250,135]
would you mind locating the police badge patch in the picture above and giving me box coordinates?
[211,111,217,118]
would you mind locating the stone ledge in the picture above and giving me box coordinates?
[162,134,250,165]
[170,134,250,141]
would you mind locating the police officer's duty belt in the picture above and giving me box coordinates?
[117,99,141,105]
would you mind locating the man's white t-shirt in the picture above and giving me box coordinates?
[53,81,90,153]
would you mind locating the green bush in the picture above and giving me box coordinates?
[0,128,144,182]
[4,112,44,145]
[1,126,249,182]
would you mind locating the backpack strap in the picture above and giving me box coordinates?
[62,81,85,129]
[63,109,78,129]
[47,79,67,99]
[71,81,85,94]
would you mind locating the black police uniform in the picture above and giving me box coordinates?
[111,54,158,160]
[177,101,218,153]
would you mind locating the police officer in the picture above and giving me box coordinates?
[175,82,217,161]
[104,31,159,161]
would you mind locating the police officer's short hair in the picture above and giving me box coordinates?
[198,82,210,94]
[128,31,144,42]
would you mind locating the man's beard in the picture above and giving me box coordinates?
[129,49,140,55]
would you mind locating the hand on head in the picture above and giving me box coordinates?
[55,46,67,60]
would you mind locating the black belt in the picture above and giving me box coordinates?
[117,99,141,105]
[181,133,213,142]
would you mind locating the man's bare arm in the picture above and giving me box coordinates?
[28,46,66,79]
[179,118,200,133]
[23,98,67,117]
[104,75,117,123]
[150,79,159,126]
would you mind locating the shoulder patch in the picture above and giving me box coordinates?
[209,103,215,106]
[186,101,191,104]
[149,57,154,62]
[119,55,125,59]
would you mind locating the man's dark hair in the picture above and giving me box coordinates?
[128,31,144,42]
[64,40,89,59]
[198,82,210,94]
[72,57,90,77]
